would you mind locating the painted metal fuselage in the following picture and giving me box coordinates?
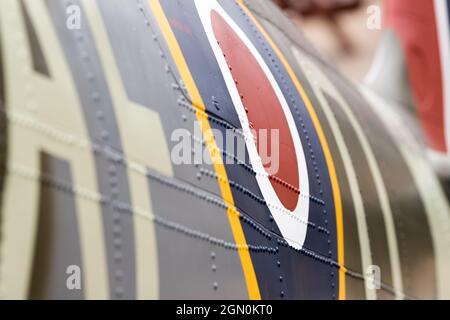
[0,0,449,300]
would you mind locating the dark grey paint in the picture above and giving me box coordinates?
[29,153,84,300]
[46,0,136,299]
[148,171,248,299]
[20,0,50,76]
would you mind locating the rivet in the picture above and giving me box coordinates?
[87,72,95,82]
[113,212,121,223]
[114,238,122,248]
[91,92,101,103]
[96,110,105,120]
[114,251,122,262]
[113,225,121,235]
[101,130,109,140]
[81,51,89,61]
[115,286,124,297]
[115,270,124,281]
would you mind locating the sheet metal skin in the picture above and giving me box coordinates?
[0,0,449,300]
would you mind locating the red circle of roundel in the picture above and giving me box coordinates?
[211,10,300,211]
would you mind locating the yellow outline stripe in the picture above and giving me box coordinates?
[236,0,346,299]
[149,0,261,300]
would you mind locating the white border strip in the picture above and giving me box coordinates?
[434,0,450,155]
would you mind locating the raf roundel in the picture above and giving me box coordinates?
[195,0,311,249]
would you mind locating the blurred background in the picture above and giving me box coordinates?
[274,0,450,196]
[274,0,383,82]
